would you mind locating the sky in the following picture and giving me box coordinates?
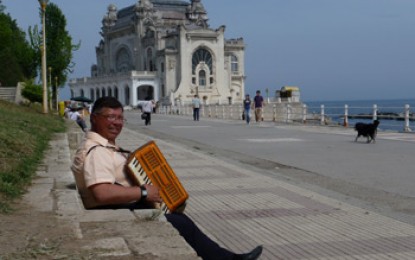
[2,0,415,102]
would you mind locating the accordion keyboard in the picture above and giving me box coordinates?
[125,141,188,213]
[127,157,168,213]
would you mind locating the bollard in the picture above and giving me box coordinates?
[273,105,276,122]
[404,104,412,132]
[320,105,325,125]
[372,104,378,121]
[302,104,307,124]
[343,104,349,127]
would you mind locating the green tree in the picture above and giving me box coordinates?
[0,6,37,86]
[21,80,42,104]
[30,3,80,107]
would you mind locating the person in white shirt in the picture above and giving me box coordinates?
[191,95,201,121]
[70,108,88,132]
[137,100,155,125]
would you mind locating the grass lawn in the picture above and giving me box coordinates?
[0,100,66,213]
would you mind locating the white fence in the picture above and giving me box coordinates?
[158,102,413,133]
[159,102,305,123]
[305,103,413,132]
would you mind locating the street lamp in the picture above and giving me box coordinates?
[39,0,49,114]
[48,66,52,110]
[55,76,58,111]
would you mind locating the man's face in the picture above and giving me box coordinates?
[91,107,124,143]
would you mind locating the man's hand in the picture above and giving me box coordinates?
[142,184,163,203]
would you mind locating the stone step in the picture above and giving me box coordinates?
[0,87,17,102]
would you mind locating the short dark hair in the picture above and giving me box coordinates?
[91,97,123,114]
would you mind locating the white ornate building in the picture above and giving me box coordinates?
[69,0,246,107]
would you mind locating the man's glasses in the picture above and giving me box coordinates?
[96,114,127,123]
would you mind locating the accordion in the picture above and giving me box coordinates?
[125,140,188,213]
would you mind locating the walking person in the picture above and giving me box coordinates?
[253,90,264,122]
[192,94,201,121]
[137,100,155,126]
[243,94,251,124]
[71,97,263,260]
[70,107,88,132]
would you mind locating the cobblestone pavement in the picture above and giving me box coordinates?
[117,127,415,260]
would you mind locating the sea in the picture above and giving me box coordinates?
[303,99,415,132]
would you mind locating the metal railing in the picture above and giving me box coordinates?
[157,102,413,133]
[305,104,413,132]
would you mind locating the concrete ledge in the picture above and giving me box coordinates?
[81,237,131,257]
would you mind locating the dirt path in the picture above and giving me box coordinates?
[0,200,84,259]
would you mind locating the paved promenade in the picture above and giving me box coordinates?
[25,120,415,259]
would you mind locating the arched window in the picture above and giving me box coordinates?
[192,48,214,88]
[231,55,238,73]
[116,48,132,72]
[108,87,112,97]
[96,88,100,99]
[192,49,212,75]
[114,88,119,100]
[146,48,153,71]
[90,89,95,101]
[80,89,84,97]
[101,88,106,97]
[124,86,130,105]
[199,70,206,86]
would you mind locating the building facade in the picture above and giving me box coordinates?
[69,0,246,107]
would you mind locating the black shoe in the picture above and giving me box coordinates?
[234,245,263,260]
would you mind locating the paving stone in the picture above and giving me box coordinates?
[81,237,131,257]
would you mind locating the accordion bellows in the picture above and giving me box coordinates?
[126,140,188,213]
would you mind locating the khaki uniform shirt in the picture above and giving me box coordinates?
[71,131,132,209]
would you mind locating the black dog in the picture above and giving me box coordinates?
[354,120,380,143]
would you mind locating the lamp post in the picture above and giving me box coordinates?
[39,0,49,114]
[48,66,52,110]
[55,76,58,111]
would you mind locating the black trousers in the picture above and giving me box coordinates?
[166,213,234,260]
[144,112,151,125]
[193,108,200,121]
